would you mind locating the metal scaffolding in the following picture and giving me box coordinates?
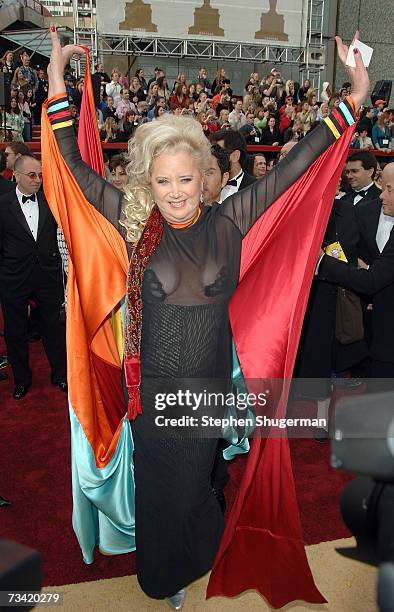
[300,0,326,91]
[73,0,326,79]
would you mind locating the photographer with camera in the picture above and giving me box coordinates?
[260,68,283,103]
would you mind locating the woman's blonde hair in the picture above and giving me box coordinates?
[121,114,211,243]
[11,68,27,85]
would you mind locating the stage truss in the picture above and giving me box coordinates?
[73,0,326,89]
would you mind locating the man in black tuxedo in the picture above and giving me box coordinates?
[341,150,381,207]
[319,162,394,389]
[211,130,256,202]
[0,151,14,383]
[0,155,67,399]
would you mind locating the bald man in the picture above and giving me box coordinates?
[0,155,67,399]
[319,163,394,387]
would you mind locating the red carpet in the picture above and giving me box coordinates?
[0,331,351,587]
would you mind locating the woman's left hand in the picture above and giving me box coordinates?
[335,31,370,110]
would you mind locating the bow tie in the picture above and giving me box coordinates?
[227,179,239,187]
[21,194,36,204]
[351,188,367,198]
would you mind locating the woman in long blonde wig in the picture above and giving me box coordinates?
[120,114,210,243]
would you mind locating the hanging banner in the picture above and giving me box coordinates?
[96,0,309,48]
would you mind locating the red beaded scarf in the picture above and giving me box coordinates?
[124,206,164,419]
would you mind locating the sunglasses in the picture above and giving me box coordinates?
[17,171,43,180]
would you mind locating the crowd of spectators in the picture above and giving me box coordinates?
[2,50,394,161]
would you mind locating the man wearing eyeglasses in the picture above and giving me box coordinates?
[2,142,32,183]
[0,155,67,399]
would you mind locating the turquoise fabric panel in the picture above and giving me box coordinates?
[222,340,255,460]
[69,407,136,564]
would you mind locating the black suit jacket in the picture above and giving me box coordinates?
[0,176,14,196]
[239,172,256,192]
[0,189,62,294]
[340,183,381,217]
[295,198,366,379]
[355,195,382,262]
[320,198,394,362]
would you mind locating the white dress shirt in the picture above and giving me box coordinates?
[220,170,244,202]
[376,207,394,252]
[16,186,39,241]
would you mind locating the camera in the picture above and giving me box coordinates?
[332,392,394,612]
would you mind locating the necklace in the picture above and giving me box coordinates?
[168,206,202,229]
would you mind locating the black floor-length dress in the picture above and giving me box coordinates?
[54,113,345,598]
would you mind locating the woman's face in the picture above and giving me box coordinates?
[189,84,195,94]
[311,95,317,105]
[6,52,13,63]
[111,165,128,189]
[199,113,207,123]
[112,72,119,82]
[17,70,24,81]
[302,101,309,112]
[220,69,225,78]
[138,69,144,78]
[152,84,158,95]
[157,106,164,116]
[268,117,275,128]
[150,151,202,225]
[182,85,187,95]
[18,91,24,102]
[221,110,229,121]
[11,98,17,109]
[132,78,139,88]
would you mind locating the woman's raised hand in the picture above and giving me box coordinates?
[335,31,370,110]
[47,25,86,98]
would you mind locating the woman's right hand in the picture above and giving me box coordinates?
[47,25,85,98]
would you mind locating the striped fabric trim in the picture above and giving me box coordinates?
[52,120,74,131]
[339,101,355,126]
[48,99,69,114]
[326,112,343,137]
[48,92,68,105]
[50,115,72,126]
[48,111,72,124]
[331,107,347,131]
[49,109,70,120]
[324,116,341,140]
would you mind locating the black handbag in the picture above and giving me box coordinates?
[335,287,364,344]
